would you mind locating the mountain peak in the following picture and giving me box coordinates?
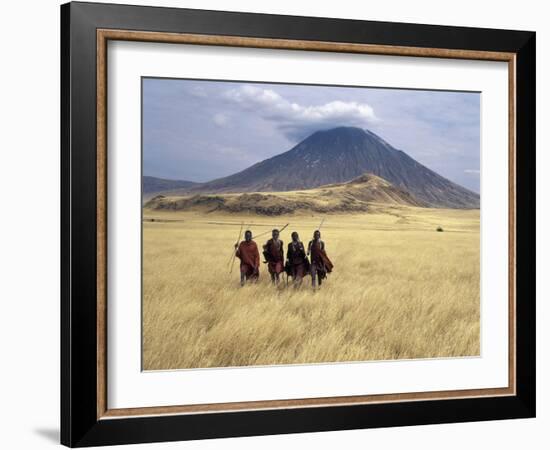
[312,126,367,136]
[184,126,480,209]
[300,127,392,153]
[305,126,368,143]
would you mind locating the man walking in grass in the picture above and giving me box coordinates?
[286,231,309,288]
[263,229,285,285]
[307,230,334,289]
[235,230,260,286]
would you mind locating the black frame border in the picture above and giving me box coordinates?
[61,2,535,447]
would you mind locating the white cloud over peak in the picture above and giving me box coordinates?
[224,85,378,141]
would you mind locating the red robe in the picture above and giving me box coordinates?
[236,240,260,278]
[309,240,334,273]
[264,238,284,274]
[287,241,308,278]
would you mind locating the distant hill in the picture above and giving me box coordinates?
[186,127,479,209]
[143,176,198,195]
[144,172,426,216]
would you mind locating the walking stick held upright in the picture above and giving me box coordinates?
[229,221,244,274]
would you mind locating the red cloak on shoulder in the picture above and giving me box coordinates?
[236,240,260,276]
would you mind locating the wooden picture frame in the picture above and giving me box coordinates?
[61,1,535,447]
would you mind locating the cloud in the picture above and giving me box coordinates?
[224,85,378,141]
[213,113,229,127]
[214,145,249,159]
[464,169,480,174]
[189,85,208,98]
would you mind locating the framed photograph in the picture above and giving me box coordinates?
[61,2,536,447]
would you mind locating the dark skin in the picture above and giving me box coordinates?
[289,231,304,288]
[307,230,322,256]
[270,230,281,284]
[234,230,253,249]
[308,230,323,289]
[235,230,255,286]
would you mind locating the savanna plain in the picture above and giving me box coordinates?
[142,204,480,370]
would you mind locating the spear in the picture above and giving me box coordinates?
[252,223,289,240]
[279,222,290,235]
[318,218,325,232]
[228,221,244,273]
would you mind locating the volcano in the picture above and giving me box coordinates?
[176,127,479,209]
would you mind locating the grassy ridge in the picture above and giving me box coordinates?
[144,173,426,216]
[142,205,480,370]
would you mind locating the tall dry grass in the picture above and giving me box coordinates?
[142,205,479,370]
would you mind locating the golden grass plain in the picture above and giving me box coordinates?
[142,204,480,370]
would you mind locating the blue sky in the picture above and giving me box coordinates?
[143,78,480,193]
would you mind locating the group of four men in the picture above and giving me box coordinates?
[234,228,334,289]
